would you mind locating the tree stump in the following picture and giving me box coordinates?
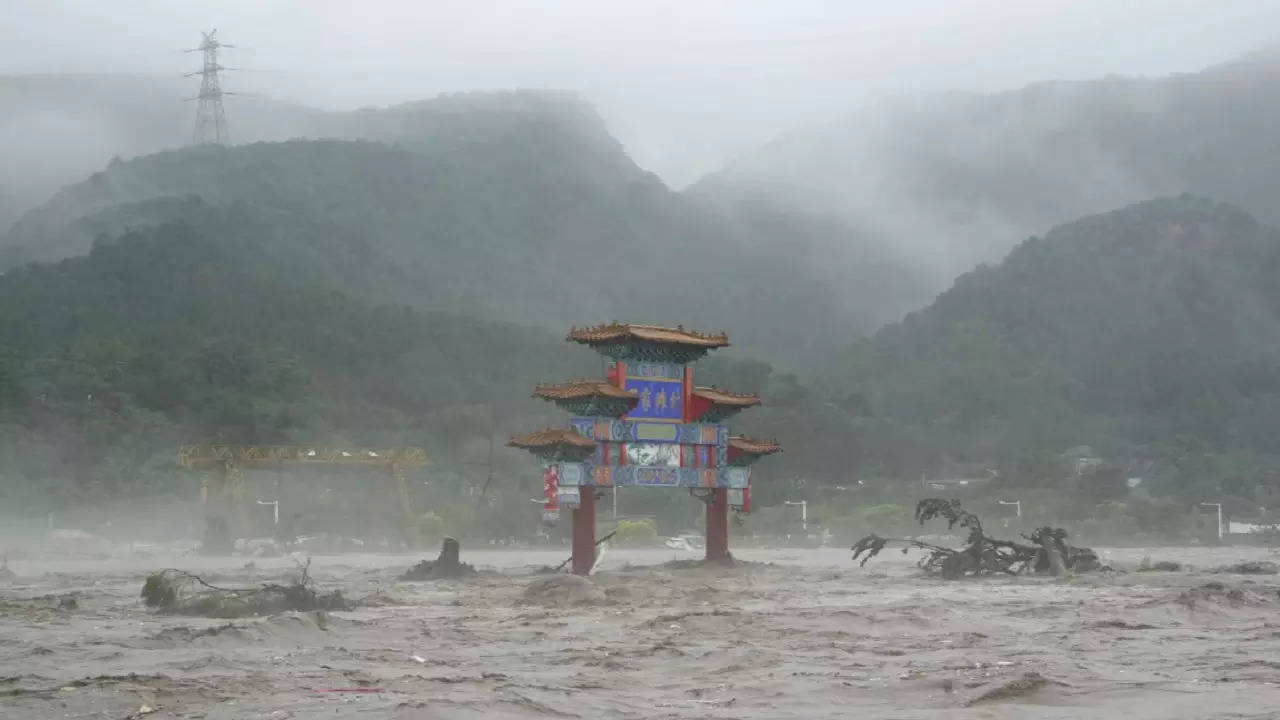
[437,537,461,570]
[400,537,475,580]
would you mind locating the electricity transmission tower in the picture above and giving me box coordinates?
[186,29,233,145]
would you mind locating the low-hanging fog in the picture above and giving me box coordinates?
[4,0,1278,190]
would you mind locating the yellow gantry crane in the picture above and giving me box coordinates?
[178,445,429,548]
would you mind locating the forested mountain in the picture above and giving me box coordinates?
[694,49,1280,289]
[837,196,1280,498]
[0,77,628,228]
[0,218,577,507]
[0,216,814,524]
[1,106,919,363]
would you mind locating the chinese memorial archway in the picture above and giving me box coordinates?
[509,323,780,575]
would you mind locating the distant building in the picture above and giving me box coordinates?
[925,478,993,492]
[1060,445,1103,477]
[922,467,997,493]
[1228,521,1277,535]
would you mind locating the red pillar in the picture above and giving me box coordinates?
[705,488,730,564]
[571,488,597,575]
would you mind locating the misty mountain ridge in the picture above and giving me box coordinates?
[693,49,1280,289]
[0,76,632,230]
[3,123,909,364]
[839,195,1280,487]
[10,47,1280,336]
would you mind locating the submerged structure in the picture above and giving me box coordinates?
[509,323,780,574]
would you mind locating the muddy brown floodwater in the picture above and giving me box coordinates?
[3,545,1280,719]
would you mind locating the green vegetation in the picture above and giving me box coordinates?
[860,504,910,534]
[413,513,445,548]
[612,518,660,547]
[2,127,892,364]
[0,218,585,526]
[837,197,1280,508]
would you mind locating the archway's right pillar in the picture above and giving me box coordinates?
[705,488,730,563]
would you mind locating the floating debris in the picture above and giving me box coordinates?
[141,559,347,618]
[1212,561,1278,575]
[1138,557,1183,572]
[521,575,605,605]
[965,672,1049,706]
[1171,582,1273,610]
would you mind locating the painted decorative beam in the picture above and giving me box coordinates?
[553,462,750,489]
[569,418,727,446]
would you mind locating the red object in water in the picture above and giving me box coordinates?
[543,465,559,511]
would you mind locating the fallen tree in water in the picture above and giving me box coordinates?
[141,558,348,617]
[851,499,1102,579]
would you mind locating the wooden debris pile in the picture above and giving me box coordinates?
[141,559,348,618]
[851,499,1102,579]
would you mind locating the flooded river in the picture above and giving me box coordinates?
[2,545,1279,719]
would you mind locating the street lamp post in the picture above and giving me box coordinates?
[784,500,808,533]
[1200,502,1223,540]
[256,499,279,526]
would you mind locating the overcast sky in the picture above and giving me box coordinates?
[4,0,1279,187]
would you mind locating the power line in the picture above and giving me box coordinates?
[186,28,233,146]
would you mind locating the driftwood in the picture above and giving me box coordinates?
[141,558,348,617]
[400,537,477,580]
[532,531,619,574]
[851,499,1101,579]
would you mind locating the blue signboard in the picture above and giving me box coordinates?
[624,362,683,422]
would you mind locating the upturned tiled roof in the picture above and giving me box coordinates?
[693,386,761,407]
[533,380,637,401]
[507,428,597,450]
[567,323,729,348]
[727,436,782,455]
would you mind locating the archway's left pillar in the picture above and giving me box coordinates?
[705,488,730,563]
[571,488,597,575]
